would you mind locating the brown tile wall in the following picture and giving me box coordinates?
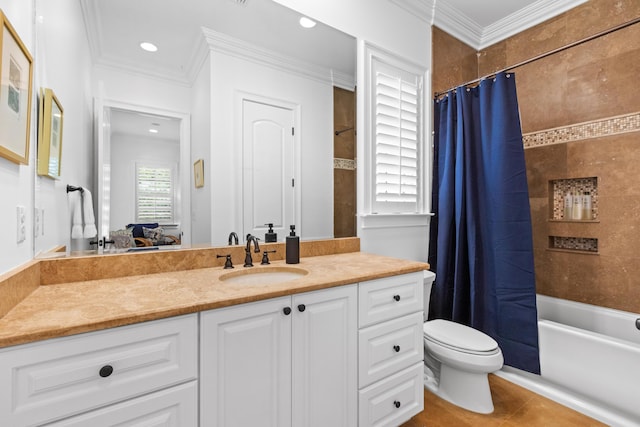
[432,0,640,313]
[333,87,356,238]
[431,27,478,95]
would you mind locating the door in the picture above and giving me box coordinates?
[200,297,292,427]
[242,99,295,241]
[292,285,358,427]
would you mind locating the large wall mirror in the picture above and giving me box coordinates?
[35,0,356,255]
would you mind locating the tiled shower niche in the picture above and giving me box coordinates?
[548,176,599,254]
[549,236,598,253]
[549,177,598,221]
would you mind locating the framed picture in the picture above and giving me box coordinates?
[194,159,204,188]
[0,10,34,165]
[37,88,64,179]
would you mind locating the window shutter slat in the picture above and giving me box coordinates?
[373,68,420,209]
[136,165,175,223]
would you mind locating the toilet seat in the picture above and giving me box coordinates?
[423,319,499,355]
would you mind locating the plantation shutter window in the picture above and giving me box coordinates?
[136,164,175,223]
[372,58,423,214]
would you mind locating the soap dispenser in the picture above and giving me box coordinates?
[286,225,300,264]
[265,223,277,243]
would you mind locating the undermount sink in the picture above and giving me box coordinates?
[219,267,308,285]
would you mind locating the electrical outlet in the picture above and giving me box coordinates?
[16,206,26,243]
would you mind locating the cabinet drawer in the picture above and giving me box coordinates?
[0,314,197,427]
[45,381,197,426]
[359,312,423,388]
[358,362,424,427]
[359,272,423,327]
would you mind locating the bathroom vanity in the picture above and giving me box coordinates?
[0,250,427,426]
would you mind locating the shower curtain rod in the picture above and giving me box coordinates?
[434,15,640,98]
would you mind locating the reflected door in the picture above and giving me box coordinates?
[242,100,295,241]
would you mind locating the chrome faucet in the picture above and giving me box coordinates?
[244,234,261,267]
[228,232,239,245]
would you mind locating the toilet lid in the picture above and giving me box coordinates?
[423,319,498,353]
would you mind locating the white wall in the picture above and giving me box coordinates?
[273,0,433,262]
[0,0,34,273]
[93,68,192,115]
[0,0,95,271]
[190,58,212,246]
[208,49,334,245]
[110,134,180,231]
[34,0,94,256]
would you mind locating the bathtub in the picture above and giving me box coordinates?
[495,294,640,427]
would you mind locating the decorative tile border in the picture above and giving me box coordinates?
[334,158,356,170]
[523,111,640,148]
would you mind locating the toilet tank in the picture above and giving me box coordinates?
[423,270,436,322]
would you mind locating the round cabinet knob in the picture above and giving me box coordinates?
[393,345,401,352]
[394,400,401,409]
[393,295,401,302]
[99,365,114,378]
[283,307,292,315]
[298,304,306,312]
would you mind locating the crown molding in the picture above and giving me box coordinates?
[388,0,436,24]
[479,0,588,49]
[79,0,103,66]
[201,27,355,89]
[433,0,588,50]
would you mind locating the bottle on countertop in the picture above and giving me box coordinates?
[265,223,277,243]
[286,225,299,264]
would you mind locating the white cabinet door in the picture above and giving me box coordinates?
[292,284,357,427]
[0,314,197,427]
[200,296,292,427]
[45,381,197,427]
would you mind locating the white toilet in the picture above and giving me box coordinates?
[422,271,503,414]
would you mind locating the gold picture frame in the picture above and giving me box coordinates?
[37,88,64,179]
[194,159,204,188]
[0,10,34,165]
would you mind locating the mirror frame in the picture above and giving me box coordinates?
[95,99,192,251]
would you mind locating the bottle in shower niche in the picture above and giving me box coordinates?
[572,190,583,220]
[582,191,592,220]
[564,192,573,220]
[286,225,300,264]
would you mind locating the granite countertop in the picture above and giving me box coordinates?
[0,252,428,349]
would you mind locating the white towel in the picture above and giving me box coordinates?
[82,187,97,238]
[70,191,84,239]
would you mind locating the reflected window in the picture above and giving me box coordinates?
[135,163,175,223]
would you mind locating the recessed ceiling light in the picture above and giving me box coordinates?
[299,17,316,29]
[149,128,159,134]
[140,42,158,52]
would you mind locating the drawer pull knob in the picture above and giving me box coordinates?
[298,304,306,312]
[393,345,400,352]
[394,400,401,409]
[393,295,401,302]
[99,365,114,378]
[283,307,292,315]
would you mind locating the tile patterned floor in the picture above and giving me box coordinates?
[401,374,607,427]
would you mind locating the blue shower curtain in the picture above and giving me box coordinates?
[428,73,540,374]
